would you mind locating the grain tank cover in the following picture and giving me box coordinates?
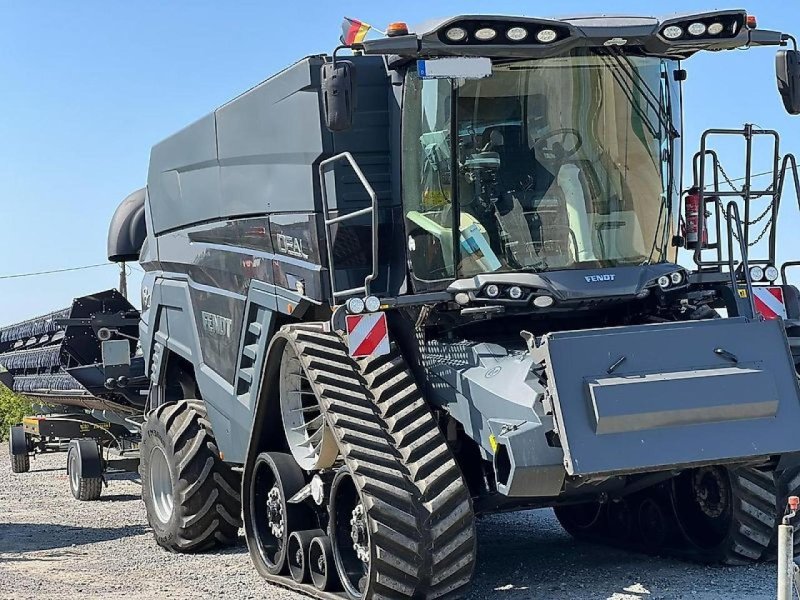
[107,188,146,262]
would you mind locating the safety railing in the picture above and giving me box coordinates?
[318,152,379,300]
[725,201,756,319]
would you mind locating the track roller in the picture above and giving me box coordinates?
[287,529,325,584]
[309,535,339,592]
[244,451,313,576]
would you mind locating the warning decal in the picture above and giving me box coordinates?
[753,286,787,320]
[345,312,390,358]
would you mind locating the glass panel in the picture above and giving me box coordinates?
[402,49,680,281]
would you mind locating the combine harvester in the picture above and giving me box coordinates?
[6,9,800,599]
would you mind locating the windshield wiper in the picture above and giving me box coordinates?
[600,48,680,140]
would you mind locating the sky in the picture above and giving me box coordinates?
[0,1,798,325]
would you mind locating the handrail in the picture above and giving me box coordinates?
[318,152,379,300]
[725,201,757,319]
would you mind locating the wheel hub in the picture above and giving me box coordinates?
[693,468,727,518]
[350,503,369,564]
[267,485,285,538]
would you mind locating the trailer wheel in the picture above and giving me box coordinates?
[67,439,103,501]
[140,400,241,553]
[8,425,30,473]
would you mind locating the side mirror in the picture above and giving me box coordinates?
[777,50,800,115]
[321,60,356,132]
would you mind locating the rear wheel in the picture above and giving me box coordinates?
[140,400,241,553]
[554,501,605,539]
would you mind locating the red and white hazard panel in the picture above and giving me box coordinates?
[345,312,390,358]
[753,286,787,320]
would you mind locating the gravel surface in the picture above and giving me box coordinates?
[0,451,779,599]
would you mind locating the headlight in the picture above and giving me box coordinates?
[688,22,707,36]
[749,266,765,282]
[485,284,500,298]
[506,27,528,41]
[533,296,554,308]
[508,286,523,300]
[445,27,468,42]
[474,28,497,41]
[670,271,684,285]
[364,296,381,312]
[663,25,684,39]
[708,22,724,35]
[346,297,365,314]
[536,29,558,43]
[765,265,780,282]
[658,275,671,289]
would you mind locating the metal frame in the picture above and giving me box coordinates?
[318,152,379,300]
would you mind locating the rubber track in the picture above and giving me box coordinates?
[145,400,242,552]
[284,326,476,599]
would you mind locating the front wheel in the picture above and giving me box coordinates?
[140,400,241,553]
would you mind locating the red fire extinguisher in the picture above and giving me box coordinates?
[684,186,707,249]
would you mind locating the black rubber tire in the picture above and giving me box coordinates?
[67,444,102,501]
[140,399,241,553]
[244,452,312,576]
[10,452,29,474]
[671,466,776,564]
[554,502,605,540]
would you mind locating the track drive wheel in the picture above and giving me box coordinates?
[8,425,30,473]
[671,466,776,564]
[243,451,313,576]
[140,400,241,553]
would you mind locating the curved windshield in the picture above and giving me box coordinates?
[402,49,681,282]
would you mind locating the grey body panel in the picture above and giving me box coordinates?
[545,318,800,476]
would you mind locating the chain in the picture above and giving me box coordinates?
[713,161,777,247]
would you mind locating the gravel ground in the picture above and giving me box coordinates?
[0,451,780,600]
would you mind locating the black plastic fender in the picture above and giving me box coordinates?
[68,438,103,479]
[8,425,27,456]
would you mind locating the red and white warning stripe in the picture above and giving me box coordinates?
[753,286,787,320]
[345,312,390,358]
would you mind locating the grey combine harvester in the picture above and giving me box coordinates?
[7,9,800,599]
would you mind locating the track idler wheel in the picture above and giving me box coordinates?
[309,534,340,592]
[671,466,775,564]
[287,528,325,584]
[245,452,313,576]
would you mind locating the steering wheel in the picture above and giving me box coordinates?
[534,129,584,162]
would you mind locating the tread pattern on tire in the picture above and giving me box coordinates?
[10,452,29,473]
[283,325,477,599]
[74,475,103,501]
[142,399,242,553]
[723,467,777,564]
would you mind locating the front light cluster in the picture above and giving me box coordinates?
[749,265,780,283]
[346,295,381,314]
[476,284,555,307]
[657,270,686,290]
[660,14,745,41]
[440,21,568,45]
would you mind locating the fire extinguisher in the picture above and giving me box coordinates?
[684,186,707,249]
